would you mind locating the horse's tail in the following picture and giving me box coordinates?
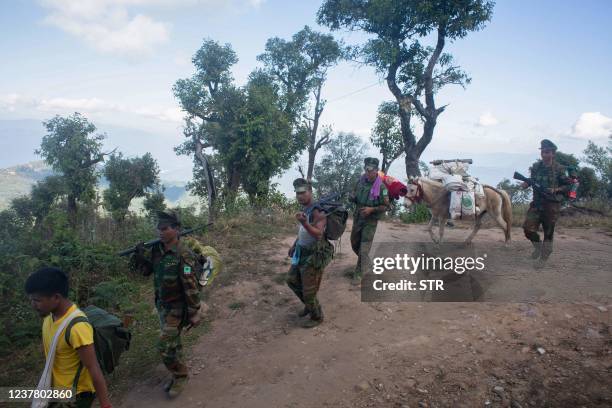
[484,185,512,242]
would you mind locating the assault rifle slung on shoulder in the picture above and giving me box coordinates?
[117,222,214,256]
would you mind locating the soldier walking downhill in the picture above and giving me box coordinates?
[286,178,334,328]
[131,210,201,398]
[350,158,389,283]
[521,139,572,265]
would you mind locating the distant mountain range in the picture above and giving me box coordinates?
[0,118,539,206]
[0,160,191,210]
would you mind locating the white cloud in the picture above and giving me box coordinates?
[39,0,266,58]
[476,112,499,127]
[0,93,184,123]
[41,0,170,58]
[569,112,612,140]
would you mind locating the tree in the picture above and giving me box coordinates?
[143,187,166,219]
[313,132,367,196]
[238,72,294,203]
[583,138,612,198]
[318,0,494,177]
[102,152,160,222]
[175,39,306,209]
[174,40,240,215]
[497,178,529,205]
[371,101,404,172]
[11,175,67,226]
[258,26,344,180]
[577,167,598,199]
[36,113,109,225]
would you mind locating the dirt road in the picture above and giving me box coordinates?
[120,221,611,408]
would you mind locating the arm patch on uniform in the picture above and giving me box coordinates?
[183,265,192,275]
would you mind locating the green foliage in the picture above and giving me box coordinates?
[317,0,494,177]
[371,101,404,172]
[239,73,295,202]
[91,277,138,311]
[577,167,598,199]
[497,178,529,205]
[36,113,107,222]
[143,187,166,218]
[258,25,344,123]
[174,40,305,205]
[103,152,161,222]
[583,138,612,198]
[400,203,431,224]
[313,132,367,196]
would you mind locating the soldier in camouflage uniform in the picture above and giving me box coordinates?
[350,158,389,282]
[132,210,201,398]
[287,178,334,328]
[521,139,571,263]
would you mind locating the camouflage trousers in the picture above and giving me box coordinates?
[523,201,561,258]
[351,217,378,278]
[286,263,324,313]
[156,304,188,378]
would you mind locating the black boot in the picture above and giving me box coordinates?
[541,241,553,261]
[302,305,323,328]
[297,306,309,318]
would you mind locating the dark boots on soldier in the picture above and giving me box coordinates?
[167,376,188,398]
[541,241,553,261]
[301,305,323,328]
[530,241,542,259]
[298,306,309,317]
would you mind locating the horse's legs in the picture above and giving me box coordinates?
[465,212,486,245]
[492,211,509,244]
[438,217,446,243]
[427,216,438,243]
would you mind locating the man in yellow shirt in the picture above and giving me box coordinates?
[25,267,112,408]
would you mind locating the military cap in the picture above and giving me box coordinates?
[293,178,311,193]
[539,139,557,151]
[156,209,181,227]
[364,157,379,171]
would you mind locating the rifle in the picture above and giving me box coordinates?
[513,172,556,201]
[117,222,214,257]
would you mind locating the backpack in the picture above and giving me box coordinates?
[65,305,131,378]
[308,199,348,240]
[183,238,223,287]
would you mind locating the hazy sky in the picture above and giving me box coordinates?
[1,0,611,183]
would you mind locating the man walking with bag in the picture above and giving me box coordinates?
[26,267,112,408]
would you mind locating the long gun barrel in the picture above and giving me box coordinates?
[117,222,214,256]
[513,172,554,200]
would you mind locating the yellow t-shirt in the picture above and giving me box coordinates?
[42,304,95,393]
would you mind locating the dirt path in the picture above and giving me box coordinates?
[120,221,611,408]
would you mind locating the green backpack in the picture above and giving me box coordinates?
[65,305,131,379]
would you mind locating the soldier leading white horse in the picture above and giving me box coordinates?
[403,178,512,244]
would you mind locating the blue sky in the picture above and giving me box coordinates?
[1,0,611,187]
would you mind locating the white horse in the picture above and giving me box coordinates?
[403,177,512,244]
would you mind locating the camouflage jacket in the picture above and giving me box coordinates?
[139,240,201,318]
[351,176,389,221]
[529,160,571,204]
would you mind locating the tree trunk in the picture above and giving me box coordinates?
[306,83,324,181]
[67,195,77,227]
[194,137,216,221]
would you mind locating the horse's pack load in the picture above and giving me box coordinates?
[430,159,483,220]
[377,171,408,200]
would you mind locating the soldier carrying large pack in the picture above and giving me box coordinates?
[131,210,202,398]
